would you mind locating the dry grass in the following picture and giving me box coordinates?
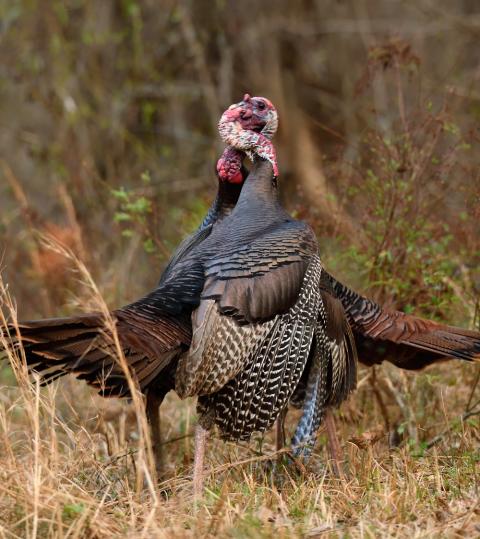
[0,266,479,538]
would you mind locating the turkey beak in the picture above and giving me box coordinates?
[228,99,246,111]
[240,108,253,120]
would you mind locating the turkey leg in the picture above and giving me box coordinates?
[193,424,209,498]
[325,409,344,478]
[145,392,164,479]
[275,407,288,453]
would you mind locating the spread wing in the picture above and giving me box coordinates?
[4,225,212,398]
[323,273,480,369]
[5,304,192,398]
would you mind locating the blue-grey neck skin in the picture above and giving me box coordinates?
[232,159,282,216]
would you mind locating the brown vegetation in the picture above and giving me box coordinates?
[0,1,479,537]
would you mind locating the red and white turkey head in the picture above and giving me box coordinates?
[218,94,279,178]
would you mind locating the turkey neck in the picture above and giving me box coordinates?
[231,159,283,219]
[199,170,245,229]
[215,173,244,217]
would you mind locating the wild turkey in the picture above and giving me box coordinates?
[179,103,480,470]
[4,98,352,494]
[164,106,359,496]
[1,94,277,475]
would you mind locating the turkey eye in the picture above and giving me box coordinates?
[257,101,266,111]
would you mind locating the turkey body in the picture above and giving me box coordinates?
[170,159,356,441]
[6,167,480,407]
[11,159,343,443]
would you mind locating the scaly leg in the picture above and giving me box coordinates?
[193,424,209,499]
[275,406,288,453]
[325,408,344,478]
[145,391,164,479]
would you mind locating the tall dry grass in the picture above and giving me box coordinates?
[1,258,479,537]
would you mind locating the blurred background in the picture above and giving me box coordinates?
[1,0,479,325]
[0,4,479,532]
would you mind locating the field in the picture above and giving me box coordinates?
[1,1,480,537]
[1,284,479,537]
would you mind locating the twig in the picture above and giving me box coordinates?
[178,3,220,136]
[101,432,195,469]
[381,371,418,442]
[370,367,391,430]
[465,367,480,413]
[426,408,480,449]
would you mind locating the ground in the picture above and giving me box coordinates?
[1,301,478,537]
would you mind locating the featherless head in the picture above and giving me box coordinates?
[217,94,279,179]
[219,94,278,140]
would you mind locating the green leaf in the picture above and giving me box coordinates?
[143,238,155,253]
[111,187,130,201]
[114,212,131,222]
[126,196,151,214]
[62,503,85,520]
